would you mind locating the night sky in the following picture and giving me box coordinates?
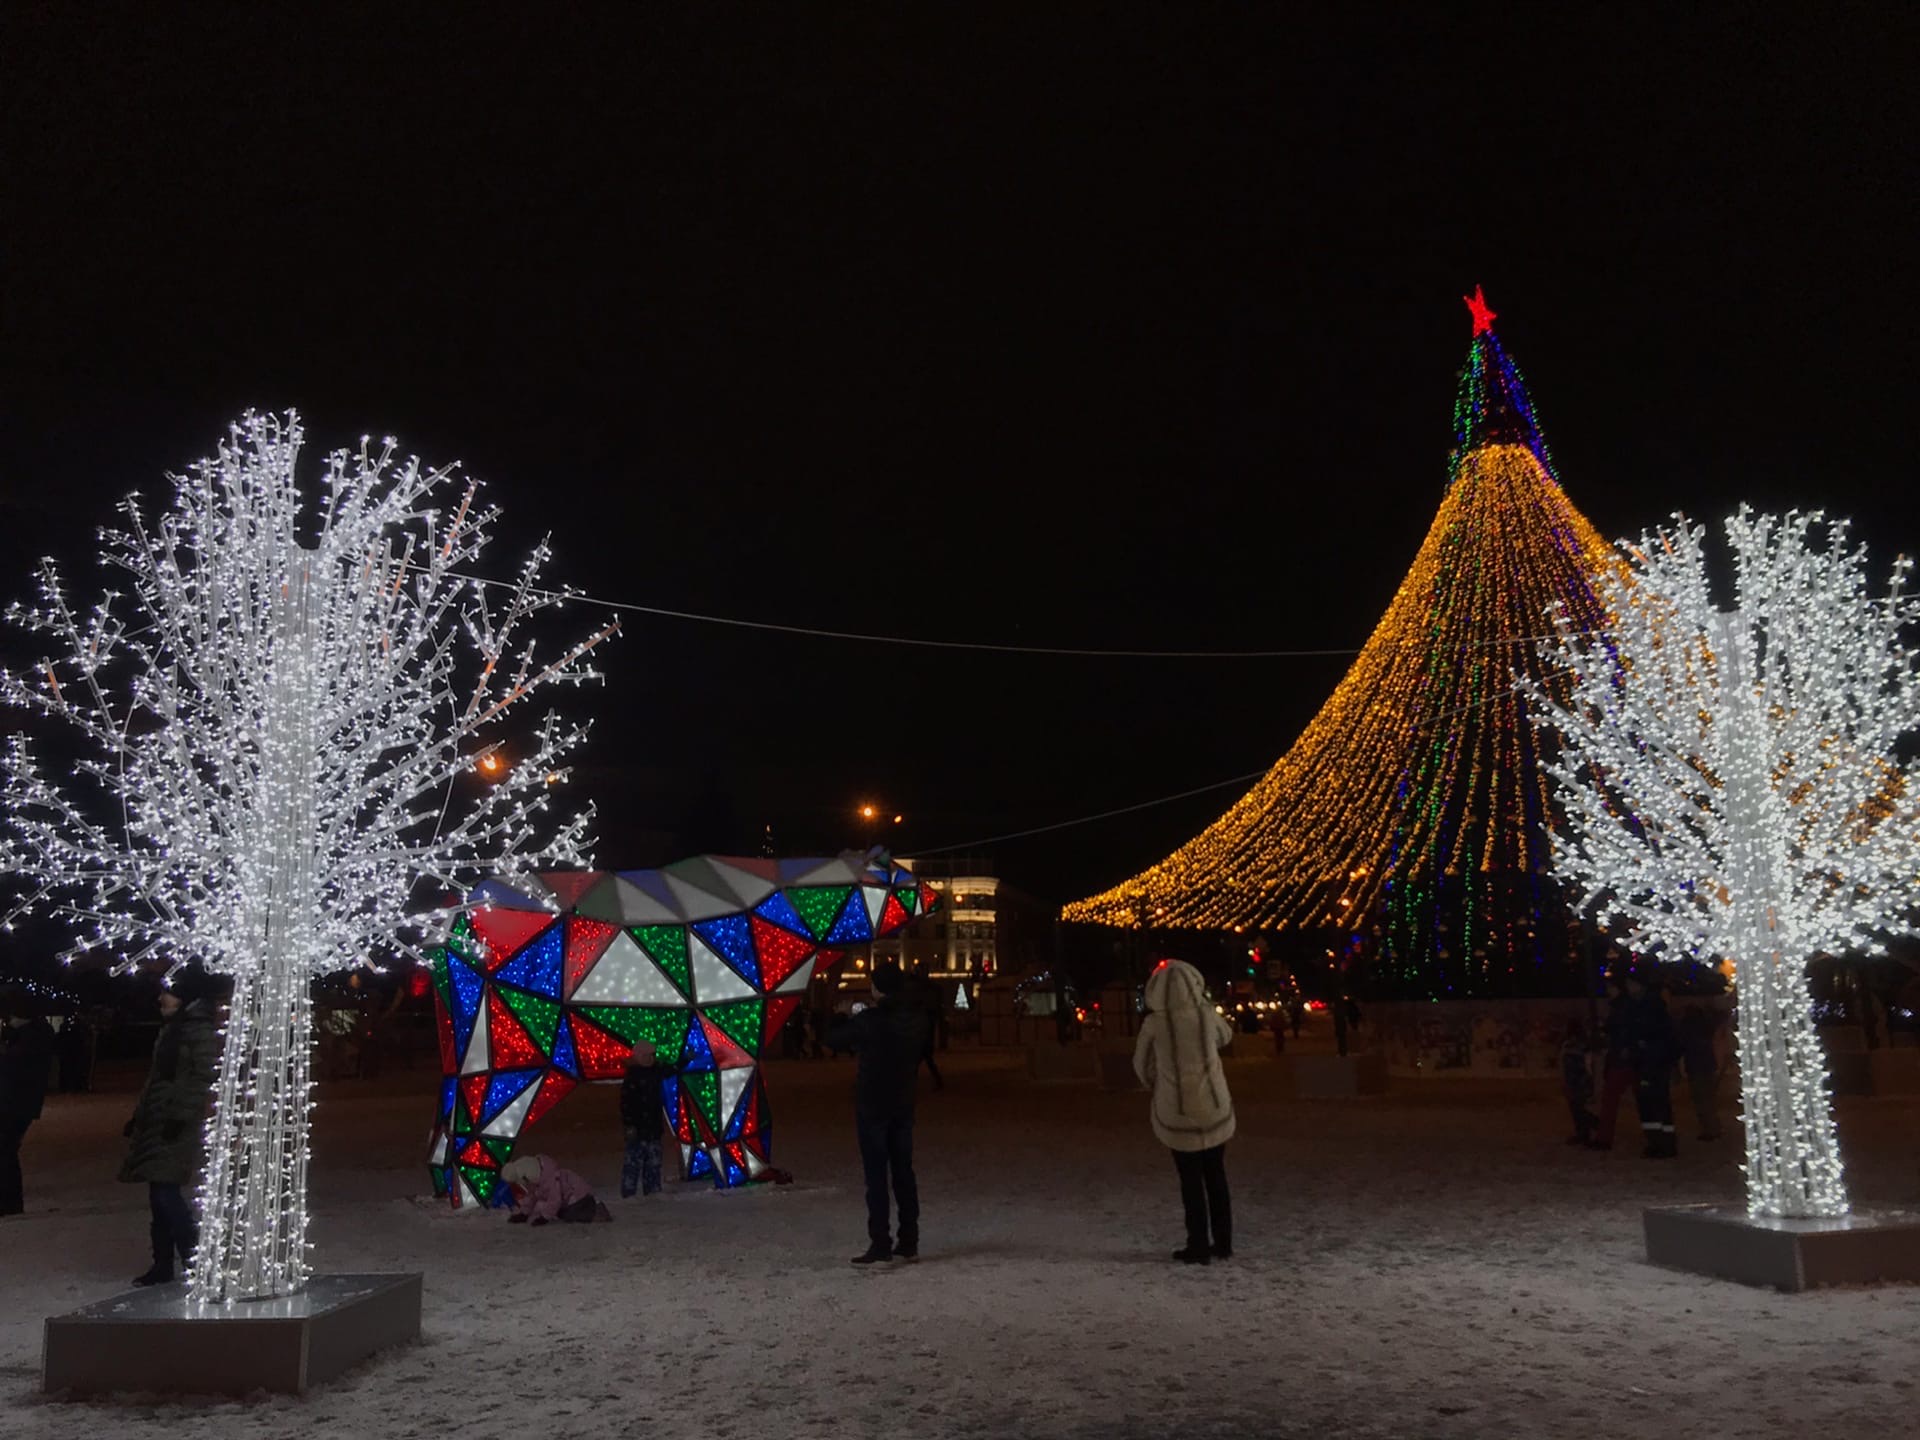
[4,6,1916,907]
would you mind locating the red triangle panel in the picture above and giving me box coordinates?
[471,909,557,971]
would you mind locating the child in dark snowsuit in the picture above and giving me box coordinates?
[1560,1019,1597,1146]
[619,1041,665,1197]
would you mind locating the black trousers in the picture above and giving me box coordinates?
[857,1112,919,1250]
[0,1116,29,1214]
[149,1181,198,1272]
[1635,1074,1676,1138]
[1172,1144,1231,1253]
[1566,1094,1597,1144]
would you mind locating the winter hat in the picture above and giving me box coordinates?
[627,1041,656,1065]
[167,965,215,1005]
[870,960,903,997]
[500,1157,539,1187]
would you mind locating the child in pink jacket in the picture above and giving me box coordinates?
[500,1154,611,1225]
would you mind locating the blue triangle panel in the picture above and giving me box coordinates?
[825,890,873,944]
[691,914,760,987]
[681,1019,715,1073]
[481,1068,541,1123]
[723,1157,746,1186]
[752,890,811,938]
[494,923,564,997]
[550,1016,580,1079]
[723,1091,748,1140]
[449,954,485,1025]
[688,1147,714,1179]
[660,1074,682,1128]
[438,1077,457,1124]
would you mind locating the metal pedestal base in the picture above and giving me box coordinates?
[1644,1205,1920,1291]
[43,1272,423,1395]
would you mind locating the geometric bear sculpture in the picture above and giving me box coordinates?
[426,850,939,1205]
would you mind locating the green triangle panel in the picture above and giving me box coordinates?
[453,1092,475,1134]
[631,925,692,996]
[705,998,764,1054]
[626,1007,692,1053]
[686,1068,722,1132]
[459,1165,497,1204]
[897,888,918,915]
[788,886,851,939]
[577,1003,684,1048]
[481,1137,514,1165]
[449,914,481,964]
[430,949,452,1005]
[499,986,562,1055]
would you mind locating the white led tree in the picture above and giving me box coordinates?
[1531,507,1920,1218]
[0,412,615,1301]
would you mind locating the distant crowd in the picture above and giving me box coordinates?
[1560,969,1725,1158]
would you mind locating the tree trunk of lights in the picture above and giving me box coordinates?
[1715,612,1849,1219]
[192,556,320,1302]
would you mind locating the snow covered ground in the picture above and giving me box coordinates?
[4,1048,1917,1438]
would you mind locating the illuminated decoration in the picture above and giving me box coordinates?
[1530,508,1920,1218]
[0,413,613,1302]
[425,851,940,1204]
[1065,296,1614,995]
[1463,283,1497,337]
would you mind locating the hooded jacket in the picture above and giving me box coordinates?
[120,998,220,1184]
[1132,960,1235,1152]
[502,1153,594,1222]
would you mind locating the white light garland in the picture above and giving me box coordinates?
[1529,507,1920,1218]
[0,413,614,1300]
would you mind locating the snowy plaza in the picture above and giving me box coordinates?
[5,1048,1917,1439]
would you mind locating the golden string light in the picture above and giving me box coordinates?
[1066,305,1615,995]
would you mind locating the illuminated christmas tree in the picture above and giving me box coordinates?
[1532,508,1920,1217]
[1065,291,1615,995]
[0,413,613,1300]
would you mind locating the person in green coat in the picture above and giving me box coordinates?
[120,970,221,1286]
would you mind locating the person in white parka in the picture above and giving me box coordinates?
[1132,958,1234,1265]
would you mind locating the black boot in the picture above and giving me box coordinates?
[1171,1247,1211,1265]
[132,1264,173,1287]
[851,1244,893,1265]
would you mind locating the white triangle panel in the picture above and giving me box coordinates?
[573,929,685,1005]
[460,1001,490,1075]
[718,1067,751,1131]
[707,858,776,908]
[774,957,816,994]
[610,876,679,924]
[481,1082,537,1138]
[666,873,738,921]
[863,885,886,927]
[689,934,756,1004]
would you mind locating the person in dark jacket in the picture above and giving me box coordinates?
[121,970,221,1285]
[1559,1019,1598,1146]
[1591,974,1637,1151]
[1678,1004,1722,1141]
[0,997,58,1216]
[1627,972,1680,1158]
[831,961,929,1265]
[619,1040,665,1197]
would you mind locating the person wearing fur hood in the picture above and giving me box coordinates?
[1132,958,1234,1265]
